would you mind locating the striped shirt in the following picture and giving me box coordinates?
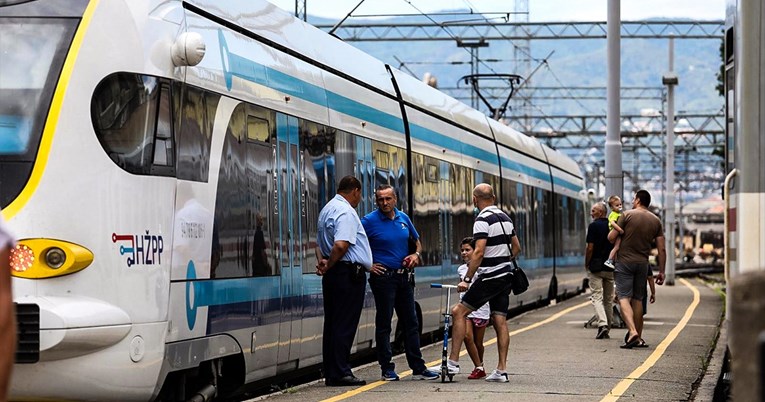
[473,205,516,276]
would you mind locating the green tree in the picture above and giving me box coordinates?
[716,37,724,97]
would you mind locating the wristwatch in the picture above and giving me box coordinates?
[415,251,421,260]
[463,276,472,283]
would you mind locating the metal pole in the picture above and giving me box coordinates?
[604,0,623,201]
[663,36,678,286]
[679,147,688,262]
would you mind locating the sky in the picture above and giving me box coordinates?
[267,0,725,21]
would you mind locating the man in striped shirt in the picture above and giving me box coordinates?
[447,183,521,383]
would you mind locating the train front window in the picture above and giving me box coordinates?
[0,18,76,208]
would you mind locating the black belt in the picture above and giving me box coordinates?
[334,260,364,269]
[379,265,409,275]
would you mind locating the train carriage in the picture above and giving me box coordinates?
[1,0,587,400]
[723,0,765,400]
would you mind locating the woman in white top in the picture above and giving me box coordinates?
[0,212,16,400]
[457,237,491,380]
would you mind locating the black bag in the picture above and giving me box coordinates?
[509,260,529,295]
[489,210,529,295]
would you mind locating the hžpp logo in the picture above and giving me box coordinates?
[112,231,164,267]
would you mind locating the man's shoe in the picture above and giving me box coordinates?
[603,259,615,269]
[325,376,366,386]
[596,326,610,339]
[485,369,509,382]
[412,369,439,380]
[468,367,487,379]
[446,360,460,375]
[381,369,399,381]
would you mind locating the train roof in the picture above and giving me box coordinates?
[541,143,583,179]
[185,0,582,180]
[185,0,398,96]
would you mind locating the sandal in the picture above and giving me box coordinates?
[620,334,641,349]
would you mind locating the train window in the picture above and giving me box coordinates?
[540,188,552,259]
[152,84,174,172]
[174,83,218,182]
[212,103,277,278]
[92,73,161,175]
[371,143,409,212]
[1,18,76,208]
[247,115,270,143]
[426,163,438,182]
[300,119,332,274]
[302,120,336,207]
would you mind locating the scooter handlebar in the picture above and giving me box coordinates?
[430,283,458,289]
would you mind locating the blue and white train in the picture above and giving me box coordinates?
[1,0,587,400]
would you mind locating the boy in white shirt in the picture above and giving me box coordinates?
[457,237,491,379]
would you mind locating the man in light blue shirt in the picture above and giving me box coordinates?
[316,175,372,387]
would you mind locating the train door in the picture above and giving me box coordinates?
[439,161,454,276]
[275,113,304,369]
[354,136,374,347]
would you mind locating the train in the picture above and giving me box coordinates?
[1,0,587,400]
[723,0,765,400]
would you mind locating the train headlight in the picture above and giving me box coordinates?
[45,247,66,269]
[10,239,93,279]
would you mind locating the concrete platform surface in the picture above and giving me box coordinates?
[252,277,723,402]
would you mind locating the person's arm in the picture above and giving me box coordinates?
[0,245,16,400]
[585,243,594,272]
[654,235,667,285]
[510,235,521,259]
[648,276,656,303]
[315,246,326,275]
[326,241,350,269]
[460,238,486,292]
[611,221,624,234]
[608,215,625,243]
[408,238,423,268]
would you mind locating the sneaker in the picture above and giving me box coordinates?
[603,259,615,269]
[412,369,439,380]
[446,360,460,375]
[596,326,610,339]
[381,369,399,381]
[485,369,509,382]
[468,367,487,379]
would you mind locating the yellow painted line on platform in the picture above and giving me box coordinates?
[601,278,700,402]
[320,299,591,402]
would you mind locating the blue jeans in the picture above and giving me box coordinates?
[369,271,426,373]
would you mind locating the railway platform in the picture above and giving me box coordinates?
[253,276,723,402]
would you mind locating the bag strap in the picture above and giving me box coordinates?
[487,209,519,268]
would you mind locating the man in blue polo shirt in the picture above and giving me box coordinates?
[362,185,438,381]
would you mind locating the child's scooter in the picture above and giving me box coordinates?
[430,283,457,382]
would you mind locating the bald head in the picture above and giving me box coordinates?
[590,202,607,219]
[472,183,496,209]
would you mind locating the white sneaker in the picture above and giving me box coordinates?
[485,369,509,382]
[446,360,460,375]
